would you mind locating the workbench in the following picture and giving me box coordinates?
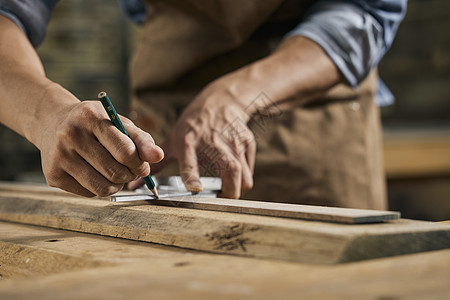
[0,182,449,299]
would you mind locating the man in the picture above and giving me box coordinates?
[0,0,406,208]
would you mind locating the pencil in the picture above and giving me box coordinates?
[98,91,159,198]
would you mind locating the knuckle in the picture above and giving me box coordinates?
[132,163,149,177]
[227,160,241,174]
[46,177,59,188]
[106,166,128,184]
[95,188,110,197]
[91,181,108,197]
[182,132,196,147]
[44,169,63,187]
[242,178,254,193]
[51,145,75,169]
[210,131,221,145]
[58,123,84,145]
[120,116,134,127]
[77,102,99,119]
[115,142,137,164]
[134,130,155,148]
[109,184,124,195]
[94,183,122,197]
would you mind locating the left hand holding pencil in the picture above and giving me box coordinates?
[37,98,164,197]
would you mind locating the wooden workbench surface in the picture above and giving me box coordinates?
[0,221,449,299]
[0,182,449,298]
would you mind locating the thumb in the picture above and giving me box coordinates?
[126,139,175,190]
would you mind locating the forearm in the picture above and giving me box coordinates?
[210,35,345,117]
[0,15,78,148]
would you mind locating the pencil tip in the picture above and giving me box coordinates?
[151,187,159,199]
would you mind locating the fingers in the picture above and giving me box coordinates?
[48,173,95,198]
[64,154,124,197]
[127,141,175,191]
[219,125,255,198]
[170,117,256,199]
[127,155,175,190]
[94,119,150,178]
[195,130,254,199]
[238,145,254,196]
[76,137,139,184]
[127,177,144,190]
[212,140,253,199]
[122,117,164,165]
[93,113,164,179]
[219,158,242,199]
[179,132,203,193]
[231,133,255,196]
[45,152,123,197]
[245,138,256,174]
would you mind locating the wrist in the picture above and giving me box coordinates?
[25,82,80,149]
[209,65,273,119]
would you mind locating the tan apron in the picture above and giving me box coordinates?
[129,0,387,209]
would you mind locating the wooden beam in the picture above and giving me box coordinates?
[1,221,449,299]
[0,182,449,264]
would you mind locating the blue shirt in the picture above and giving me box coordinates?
[0,0,407,105]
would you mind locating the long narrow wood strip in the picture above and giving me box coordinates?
[146,195,399,224]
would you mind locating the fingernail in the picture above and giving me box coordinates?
[155,145,165,160]
[185,182,203,193]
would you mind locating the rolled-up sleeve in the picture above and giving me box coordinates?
[117,0,146,24]
[0,0,58,48]
[285,0,407,88]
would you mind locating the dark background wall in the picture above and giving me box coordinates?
[378,0,450,221]
[0,0,449,220]
[380,0,450,124]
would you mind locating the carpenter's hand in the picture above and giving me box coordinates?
[157,80,256,198]
[38,101,164,197]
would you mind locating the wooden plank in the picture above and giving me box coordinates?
[0,221,449,299]
[112,193,400,224]
[0,182,449,264]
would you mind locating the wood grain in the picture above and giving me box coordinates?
[0,182,449,264]
[1,221,449,299]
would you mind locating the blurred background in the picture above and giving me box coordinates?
[0,0,449,221]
